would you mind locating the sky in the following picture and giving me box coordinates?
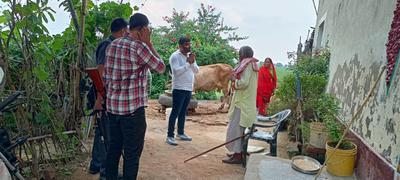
[4,0,318,65]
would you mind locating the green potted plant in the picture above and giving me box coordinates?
[308,94,338,149]
[292,94,334,151]
[320,95,357,177]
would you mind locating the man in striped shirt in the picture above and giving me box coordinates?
[103,13,165,180]
[88,17,128,179]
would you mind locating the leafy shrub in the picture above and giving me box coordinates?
[267,97,289,115]
[149,4,245,100]
[269,49,340,144]
[273,49,351,148]
[193,91,219,100]
[150,73,170,99]
[273,73,327,117]
[314,94,353,149]
[313,94,340,139]
[296,49,330,78]
[275,66,292,85]
[300,121,310,143]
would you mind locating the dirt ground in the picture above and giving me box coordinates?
[66,100,289,180]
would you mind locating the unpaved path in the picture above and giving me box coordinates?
[67,100,288,180]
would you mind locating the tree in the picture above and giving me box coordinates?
[0,0,58,176]
[86,1,132,43]
[0,0,135,177]
[276,63,284,67]
[149,4,247,98]
[0,1,245,176]
[196,3,247,45]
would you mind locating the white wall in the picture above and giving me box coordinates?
[313,0,399,167]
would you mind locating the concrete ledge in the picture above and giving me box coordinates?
[244,154,356,180]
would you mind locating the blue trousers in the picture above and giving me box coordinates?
[89,112,109,177]
[167,89,192,137]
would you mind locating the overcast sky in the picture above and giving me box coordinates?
[5,0,318,64]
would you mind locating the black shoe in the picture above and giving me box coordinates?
[117,173,123,180]
[117,174,124,180]
[100,172,123,180]
[222,153,243,164]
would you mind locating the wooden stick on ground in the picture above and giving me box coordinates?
[184,130,254,163]
[314,66,386,179]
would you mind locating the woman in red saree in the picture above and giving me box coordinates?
[256,57,277,116]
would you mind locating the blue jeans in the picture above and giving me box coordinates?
[106,107,146,180]
[89,112,109,177]
[167,89,191,137]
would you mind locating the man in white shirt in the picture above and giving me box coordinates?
[166,37,199,146]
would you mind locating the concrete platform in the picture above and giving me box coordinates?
[244,154,356,180]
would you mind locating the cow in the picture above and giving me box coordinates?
[193,63,233,110]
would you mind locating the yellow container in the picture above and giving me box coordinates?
[325,141,357,176]
[309,122,328,149]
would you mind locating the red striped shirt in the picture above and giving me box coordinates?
[104,34,165,115]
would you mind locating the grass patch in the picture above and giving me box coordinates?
[275,66,292,85]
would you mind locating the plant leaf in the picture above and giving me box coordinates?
[35,67,49,81]
[47,11,55,21]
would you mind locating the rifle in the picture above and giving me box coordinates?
[86,68,106,98]
[85,68,108,149]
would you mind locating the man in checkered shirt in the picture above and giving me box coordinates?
[103,13,165,180]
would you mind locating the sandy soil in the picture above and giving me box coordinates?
[65,100,288,180]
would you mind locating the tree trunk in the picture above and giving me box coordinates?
[66,0,80,35]
[66,0,87,130]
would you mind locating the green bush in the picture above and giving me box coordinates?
[267,98,289,115]
[275,66,292,85]
[300,121,311,143]
[149,5,244,100]
[314,94,341,140]
[296,49,330,78]
[193,91,219,100]
[268,49,339,144]
[314,94,353,149]
[273,73,327,117]
[272,49,351,148]
[150,73,169,99]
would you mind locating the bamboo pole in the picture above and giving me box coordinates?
[27,130,76,141]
